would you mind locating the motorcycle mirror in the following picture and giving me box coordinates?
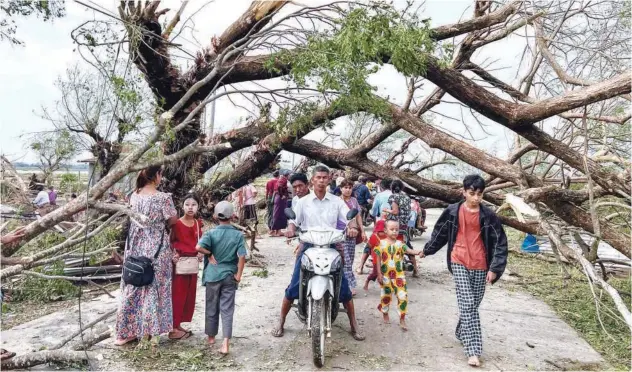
[284,208,296,220]
[346,208,359,220]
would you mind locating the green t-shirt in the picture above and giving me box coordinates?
[199,225,248,284]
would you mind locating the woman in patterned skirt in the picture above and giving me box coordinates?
[114,165,178,346]
[338,179,367,296]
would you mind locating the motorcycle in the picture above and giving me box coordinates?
[284,207,359,368]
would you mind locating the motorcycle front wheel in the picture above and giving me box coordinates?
[311,298,326,368]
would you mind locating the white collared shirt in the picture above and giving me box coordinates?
[289,191,350,230]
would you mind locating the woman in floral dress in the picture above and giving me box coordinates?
[338,179,367,296]
[115,166,178,346]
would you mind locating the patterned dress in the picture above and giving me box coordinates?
[374,240,409,319]
[387,192,412,229]
[115,192,177,340]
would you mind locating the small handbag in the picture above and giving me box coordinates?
[175,220,200,275]
[123,229,164,287]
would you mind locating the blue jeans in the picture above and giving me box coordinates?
[284,243,352,303]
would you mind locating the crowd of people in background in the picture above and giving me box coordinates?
[4,163,507,366]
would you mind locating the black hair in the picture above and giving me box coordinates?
[339,178,354,188]
[290,172,308,185]
[358,176,367,184]
[391,179,404,193]
[273,170,280,177]
[136,165,162,191]
[463,174,486,192]
[71,193,77,198]
[183,193,201,205]
[312,165,330,176]
[381,178,392,190]
[48,185,54,190]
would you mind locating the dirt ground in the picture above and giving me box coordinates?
[1,209,606,370]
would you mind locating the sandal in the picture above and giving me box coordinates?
[168,330,191,340]
[0,349,16,361]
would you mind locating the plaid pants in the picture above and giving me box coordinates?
[451,263,486,357]
[342,238,357,288]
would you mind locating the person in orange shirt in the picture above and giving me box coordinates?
[421,175,508,367]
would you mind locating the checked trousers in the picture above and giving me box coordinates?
[451,263,486,357]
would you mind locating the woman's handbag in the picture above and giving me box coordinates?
[123,229,164,287]
[175,220,200,275]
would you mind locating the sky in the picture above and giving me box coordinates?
[0,0,530,169]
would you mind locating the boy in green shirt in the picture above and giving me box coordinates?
[196,201,247,355]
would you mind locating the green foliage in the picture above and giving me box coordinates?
[252,268,269,278]
[29,130,78,182]
[13,262,80,302]
[270,4,448,119]
[59,173,81,193]
[121,341,241,370]
[1,0,66,45]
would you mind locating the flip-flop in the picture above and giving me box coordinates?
[169,330,191,340]
[1,349,16,361]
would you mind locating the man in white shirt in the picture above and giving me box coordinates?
[272,166,365,341]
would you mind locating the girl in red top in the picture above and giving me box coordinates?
[169,194,203,340]
[362,220,386,292]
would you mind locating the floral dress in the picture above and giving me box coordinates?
[374,240,410,318]
[387,192,412,232]
[115,192,177,339]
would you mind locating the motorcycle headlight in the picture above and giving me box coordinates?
[301,254,313,271]
[331,256,342,271]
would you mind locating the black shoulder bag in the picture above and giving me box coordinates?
[123,228,165,287]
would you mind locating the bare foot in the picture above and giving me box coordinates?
[400,319,408,332]
[468,356,481,367]
[351,289,358,297]
[114,336,137,346]
[412,270,420,278]
[271,324,284,337]
[382,313,390,324]
[207,336,216,345]
[363,282,369,291]
[219,340,230,355]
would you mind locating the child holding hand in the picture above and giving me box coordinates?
[374,219,422,331]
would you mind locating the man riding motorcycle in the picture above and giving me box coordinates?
[272,165,365,341]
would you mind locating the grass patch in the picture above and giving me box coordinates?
[252,268,269,278]
[506,251,631,370]
[120,339,241,371]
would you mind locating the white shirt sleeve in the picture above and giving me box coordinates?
[337,197,351,224]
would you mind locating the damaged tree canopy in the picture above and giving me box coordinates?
[2,0,630,332]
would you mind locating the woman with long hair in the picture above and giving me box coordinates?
[383,179,419,277]
[114,165,178,346]
[338,179,367,296]
[269,175,289,236]
[169,194,204,340]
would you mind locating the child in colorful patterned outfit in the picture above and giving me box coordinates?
[362,219,386,292]
[375,219,422,331]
